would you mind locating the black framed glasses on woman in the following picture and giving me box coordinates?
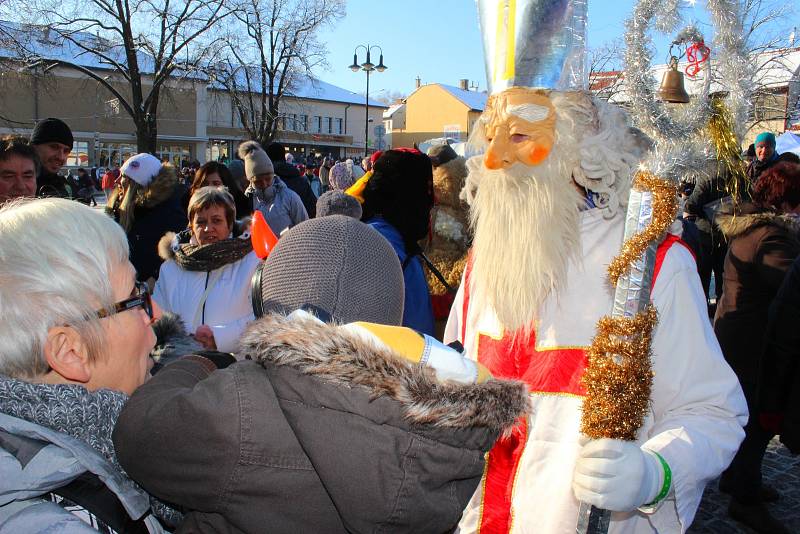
[96,281,154,320]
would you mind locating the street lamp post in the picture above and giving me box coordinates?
[349,44,387,158]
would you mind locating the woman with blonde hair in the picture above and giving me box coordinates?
[107,153,187,283]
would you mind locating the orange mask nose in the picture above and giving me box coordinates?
[484,149,505,170]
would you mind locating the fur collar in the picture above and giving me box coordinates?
[716,206,800,238]
[150,312,203,365]
[135,164,178,208]
[238,314,530,434]
[157,219,252,262]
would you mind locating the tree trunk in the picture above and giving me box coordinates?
[136,92,160,154]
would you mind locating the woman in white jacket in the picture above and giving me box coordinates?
[154,186,260,353]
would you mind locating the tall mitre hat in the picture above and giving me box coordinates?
[477,0,588,94]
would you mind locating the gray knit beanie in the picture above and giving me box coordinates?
[316,190,363,219]
[237,141,274,179]
[258,215,404,325]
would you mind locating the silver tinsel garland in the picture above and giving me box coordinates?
[623,0,753,183]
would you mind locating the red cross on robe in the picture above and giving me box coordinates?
[476,329,588,534]
[460,234,694,533]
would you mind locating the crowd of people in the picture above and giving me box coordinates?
[0,109,799,534]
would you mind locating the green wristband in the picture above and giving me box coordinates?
[645,451,672,507]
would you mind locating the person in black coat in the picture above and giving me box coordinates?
[266,142,317,217]
[714,161,800,534]
[30,118,73,198]
[758,254,800,455]
[106,153,187,284]
[684,168,749,302]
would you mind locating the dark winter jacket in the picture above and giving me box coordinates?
[36,171,69,198]
[114,314,528,534]
[272,160,317,217]
[107,166,188,282]
[714,205,800,398]
[684,171,747,238]
[759,255,800,453]
[746,152,779,184]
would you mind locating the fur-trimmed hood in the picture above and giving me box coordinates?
[239,313,529,434]
[716,205,800,239]
[150,312,203,366]
[132,164,179,209]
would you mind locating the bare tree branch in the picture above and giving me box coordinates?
[211,0,345,146]
[2,0,232,152]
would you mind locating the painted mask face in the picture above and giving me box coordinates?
[482,88,557,170]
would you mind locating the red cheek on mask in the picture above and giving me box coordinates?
[526,145,551,166]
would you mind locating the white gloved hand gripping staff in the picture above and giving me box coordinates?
[572,438,671,512]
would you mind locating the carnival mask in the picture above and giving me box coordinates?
[482,87,557,170]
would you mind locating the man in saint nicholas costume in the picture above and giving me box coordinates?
[444,1,747,533]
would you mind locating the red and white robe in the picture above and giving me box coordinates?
[444,208,747,534]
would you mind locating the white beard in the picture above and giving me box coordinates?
[467,149,583,335]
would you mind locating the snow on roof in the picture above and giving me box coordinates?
[383,103,405,118]
[437,84,488,111]
[0,21,386,108]
[0,21,157,73]
[283,77,387,107]
[207,71,386,107]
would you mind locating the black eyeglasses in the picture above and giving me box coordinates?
[96,281,153,320]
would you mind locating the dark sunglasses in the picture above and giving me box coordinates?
[96,281,154,320]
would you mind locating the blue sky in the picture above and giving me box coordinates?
[313,0,798,98]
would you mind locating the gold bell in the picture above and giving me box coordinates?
[657,57,690,104]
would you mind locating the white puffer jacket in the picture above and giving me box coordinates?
[153,250,261,353]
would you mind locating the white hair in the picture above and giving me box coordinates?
[467,122,583,335]
[0,198,129,379]
[466,91,646,219]
[463,90,646,333]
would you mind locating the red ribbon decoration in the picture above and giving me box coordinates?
[685,40,710,78]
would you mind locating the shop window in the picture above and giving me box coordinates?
[206,139,231,163]
[97,142,137,168]
[158,144,192,168]
[66,141,90,167]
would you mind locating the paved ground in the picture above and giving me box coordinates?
[689,438,800,533]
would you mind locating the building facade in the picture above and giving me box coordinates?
[386,80,487,150]
[0,63,386,171]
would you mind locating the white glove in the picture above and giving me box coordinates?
[572,438,664,512]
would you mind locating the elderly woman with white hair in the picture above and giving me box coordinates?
[0,198,173,532]
[154,186,260,353]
